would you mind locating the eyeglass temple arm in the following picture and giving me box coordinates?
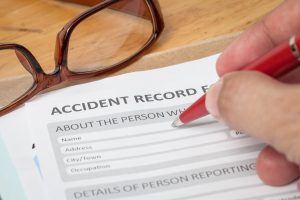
[58,0,152,20]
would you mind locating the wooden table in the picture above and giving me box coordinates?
[0,0,282,79]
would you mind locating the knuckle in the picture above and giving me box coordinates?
[216,71,278,129]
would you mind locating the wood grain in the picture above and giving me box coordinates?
[0,0,282,79]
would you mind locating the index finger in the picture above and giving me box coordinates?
[216,0,300,76]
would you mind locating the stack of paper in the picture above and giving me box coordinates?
[0,54,299,200]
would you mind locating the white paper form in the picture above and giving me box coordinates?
[25,54,299,200]
[0,108,50,200]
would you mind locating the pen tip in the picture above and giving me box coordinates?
[172,117,184,128]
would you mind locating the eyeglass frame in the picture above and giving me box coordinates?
[0,0,164,116]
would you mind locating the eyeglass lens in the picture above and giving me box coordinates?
[0,49,34,108]
[67,0,154,72]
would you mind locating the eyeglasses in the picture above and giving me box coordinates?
[0,0,164,116]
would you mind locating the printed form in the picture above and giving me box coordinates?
[25,55,299,200]
[0,108,50,200]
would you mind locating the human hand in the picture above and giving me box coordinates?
[205,0,300,187]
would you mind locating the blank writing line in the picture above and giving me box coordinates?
[170,183,264,200]
[66,144,263,180]
[66,138,229,166]
[59,120,222,145]
[63,128,228,154]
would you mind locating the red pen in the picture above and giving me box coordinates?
[172,35,300,127]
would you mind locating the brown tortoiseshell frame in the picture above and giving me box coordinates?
[0,0,164,116]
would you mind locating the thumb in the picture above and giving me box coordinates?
[205,71,300,165]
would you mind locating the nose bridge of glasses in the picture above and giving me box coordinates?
[42,71,63,90]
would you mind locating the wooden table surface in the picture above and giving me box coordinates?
[0,0,282,79]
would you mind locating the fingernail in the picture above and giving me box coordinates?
[205,79,223,118]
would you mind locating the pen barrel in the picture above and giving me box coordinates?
[243,35,300,77]
[179,95,208,123]
[177,36,300,125]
